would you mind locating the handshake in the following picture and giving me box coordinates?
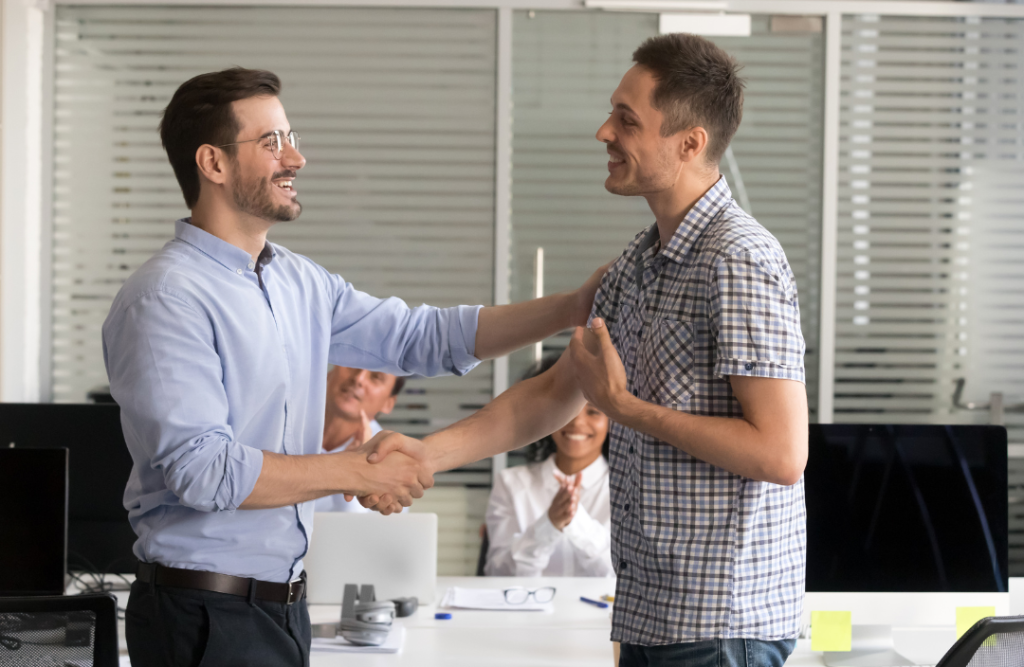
[342,431,437,515]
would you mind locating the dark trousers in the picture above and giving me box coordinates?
[125,578,311,667]
[619,638,796,667]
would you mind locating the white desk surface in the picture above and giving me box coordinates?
[308,576,618,667]
[104,575,1024,666]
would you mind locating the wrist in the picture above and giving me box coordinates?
[607,391,643,428]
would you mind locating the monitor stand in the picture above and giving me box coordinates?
[823,625,917,667]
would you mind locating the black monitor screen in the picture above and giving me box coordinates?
[805,424,1008,593]
[0,404,136,573]
[0,448,68,595]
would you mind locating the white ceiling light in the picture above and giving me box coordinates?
[584,0,728,10]
[659,12,752,36]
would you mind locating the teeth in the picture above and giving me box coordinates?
[276,180,293,189]
[564,434,589,441]
[609,156,624,163]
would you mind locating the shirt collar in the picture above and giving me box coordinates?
[636,175,734,269]
[544,453,609,490]
[174,218,276,274]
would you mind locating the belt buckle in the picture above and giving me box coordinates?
[286,580,300,605]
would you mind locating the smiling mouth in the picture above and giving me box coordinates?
[563,433,592,441]
[274,179,294,191]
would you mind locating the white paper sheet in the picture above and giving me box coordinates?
[440,586,554,612]
[310,625,405,653]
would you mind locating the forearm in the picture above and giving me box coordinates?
[423,356,585,473]
[610,393,807,486]
[240,451,364,509]
[474,293,576,360]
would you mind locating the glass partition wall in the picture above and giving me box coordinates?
[47,4,1024,573]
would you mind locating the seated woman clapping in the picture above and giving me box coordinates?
[484,355,613,577]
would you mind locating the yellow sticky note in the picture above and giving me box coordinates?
[956,606,995,639]
[811,611,852,652]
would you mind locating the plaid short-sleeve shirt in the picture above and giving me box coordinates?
[594,177,807,645]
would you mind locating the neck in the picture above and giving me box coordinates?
[554,449,602,477]
[190,195,271,262]
[644,168,721,247]
[322,410,362,452]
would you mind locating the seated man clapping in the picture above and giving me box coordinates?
[316,365,405,512]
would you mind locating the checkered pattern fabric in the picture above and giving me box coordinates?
[594,177,807,645]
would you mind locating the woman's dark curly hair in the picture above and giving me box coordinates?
[520,353,611,464]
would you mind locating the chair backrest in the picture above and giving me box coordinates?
[937,615,1024,667]
[0,593,118,667]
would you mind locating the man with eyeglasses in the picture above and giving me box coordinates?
[102,67,607,667]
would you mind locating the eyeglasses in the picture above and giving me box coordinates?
[503,587,556,605]
[217,130,300,160]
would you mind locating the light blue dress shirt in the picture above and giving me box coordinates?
[102,219,481,583]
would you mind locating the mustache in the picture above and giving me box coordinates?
[271,170,297,180]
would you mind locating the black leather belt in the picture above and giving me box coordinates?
[136,562,305,605]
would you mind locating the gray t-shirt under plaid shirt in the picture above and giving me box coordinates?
[592,177,807,645]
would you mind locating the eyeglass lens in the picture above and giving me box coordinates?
[504,587,556,604]
[269,131,300,159]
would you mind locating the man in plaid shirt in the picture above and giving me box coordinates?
[364,32,807,667]
[567,34,809,665]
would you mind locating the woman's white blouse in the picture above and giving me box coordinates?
[484,454,613,577]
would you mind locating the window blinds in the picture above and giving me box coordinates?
[51,6,497,457]
[508,12,824,416]
[833,14,1024,448]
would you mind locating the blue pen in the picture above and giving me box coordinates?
[580,596,609,609]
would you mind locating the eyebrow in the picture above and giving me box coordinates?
[257,128,291,139]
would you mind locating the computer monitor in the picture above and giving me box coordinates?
[0,448,68,595]
[0,404,137,574]
[803,424,1009,666]
[805,423,1008,594]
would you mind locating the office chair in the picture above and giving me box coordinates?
[936,615,1024,667]
[0,593,118,667]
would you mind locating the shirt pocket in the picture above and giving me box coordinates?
[640,318,695,408]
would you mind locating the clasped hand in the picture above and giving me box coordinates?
[342,431,434,515]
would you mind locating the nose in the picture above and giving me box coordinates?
[281,140,306,170]
[596,116,615,144]
[353,369,370,386]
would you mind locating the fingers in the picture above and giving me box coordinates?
[359,409,373,445]
[344,493,355,502]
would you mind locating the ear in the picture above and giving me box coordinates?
[679,126,709,164]
[379,395,397,415]
[195,144,232,187]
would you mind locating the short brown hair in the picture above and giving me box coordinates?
[632,33,744,165]
[159,68,281,208]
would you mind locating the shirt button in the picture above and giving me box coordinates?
[745,362,755,371]
[624,503,631,512]
[236,268,243,275]
[629,446,634,454]
[620,560,628,571]
[247,261,255,270]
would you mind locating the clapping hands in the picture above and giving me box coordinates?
[548,472,582,531]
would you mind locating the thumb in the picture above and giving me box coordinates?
[364,430,398,463]
[589,318,612,345]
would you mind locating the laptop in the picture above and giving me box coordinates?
[304,512,438,605]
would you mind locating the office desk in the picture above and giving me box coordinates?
[308,576,617,667]
[101,575,1023,666]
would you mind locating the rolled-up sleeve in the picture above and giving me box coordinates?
[709,251,806,383]
[104,290,264,512]
[324,272,482,377]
